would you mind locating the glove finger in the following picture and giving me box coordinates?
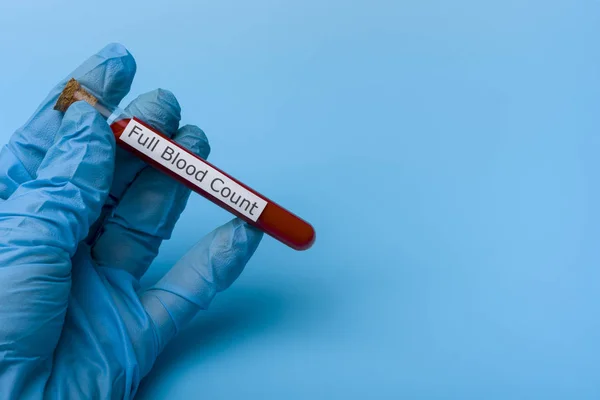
[91,124,209,277]
[0,101,115,266]
[86,89,181,242]
[0,43,135,200]
[109,88,181,200]
[139,218,262,352]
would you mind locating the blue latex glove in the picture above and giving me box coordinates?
[0,43,263,399]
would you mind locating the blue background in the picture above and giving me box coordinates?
[0,0,599,398]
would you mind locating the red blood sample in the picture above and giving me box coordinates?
[110,118,316,251]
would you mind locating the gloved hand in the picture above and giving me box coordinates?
[0,43,263,399]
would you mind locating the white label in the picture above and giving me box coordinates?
[120,119,267,221]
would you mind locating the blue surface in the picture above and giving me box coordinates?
[0,0,599,398]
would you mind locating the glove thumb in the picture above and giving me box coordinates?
[139,219,262,353]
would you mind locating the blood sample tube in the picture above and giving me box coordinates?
[54,78,315,251]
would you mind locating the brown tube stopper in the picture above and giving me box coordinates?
[54,78,98,112]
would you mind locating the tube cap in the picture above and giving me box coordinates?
[54,78,99,112]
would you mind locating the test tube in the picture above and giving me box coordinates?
[54,78,315,251]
